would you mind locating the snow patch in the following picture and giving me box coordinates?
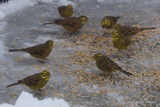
[39,0,53,3]
[57,0,76,6]
[0,91,70,107]
[0,11,5,19]
[0,0,35,20]
[96,0,160,4]
[0,21,7,30]
[0,39,6,56]
[96,0,136,3]
[0,0,54,20]
[97,0,105,2]
[0,0,76,20]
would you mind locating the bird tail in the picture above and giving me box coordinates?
[116,16,121,19]
[142,27,156,31]
[120,70,133,76]
[43,19,64,25]
[6,82,20,88]
[42,22,55,25]
[54,19,64,25]
[9,49,23,52]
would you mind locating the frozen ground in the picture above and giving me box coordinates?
[0,91,69,107]
[0,0,160,107]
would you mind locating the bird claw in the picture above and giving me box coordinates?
[34,89,46,96]
[38,58,47,63]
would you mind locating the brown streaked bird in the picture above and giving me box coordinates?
[9,40,54,59]
[112,30,130,51]
[93,54,133,76]
[6,70,50,90]
[43,16,88,33]
[114,24,156,36]
[58,4,73,18]
[101,16,121,29]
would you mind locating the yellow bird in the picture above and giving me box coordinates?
[43,16,88,33]
[112,31,130,50]
[93,54,133,76]
[101,16,121,29]
[9,40,54,59]
[6,70,50,90]
[58,4,73,18]
[114,24,156,36]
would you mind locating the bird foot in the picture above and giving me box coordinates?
[38,58,47,63]
[34,89,46,96]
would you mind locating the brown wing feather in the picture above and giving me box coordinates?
[23,43,46,56]
[104,56,122,70]
[20,73,41,87]
[62,17,79,28]
[58,6,65,16]
[58,6,65,12]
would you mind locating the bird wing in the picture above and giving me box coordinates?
[104,56,122,70]
[63,17,80,28]
[21,73,42,86]
[58,6,65,15]
[24,44,46,56]
[58,6,64,12]
[119,35,130,45]
[122,26,141,35]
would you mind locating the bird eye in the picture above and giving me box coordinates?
[114,32,119,37]
[41,74,46,78]
[114,35,118,38]
[114,36,118,39]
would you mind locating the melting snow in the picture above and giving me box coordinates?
[57,0,76,6]
[0,0,74,20]
[0,91,70,107]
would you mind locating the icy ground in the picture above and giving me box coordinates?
[0,91,69,107]
[0,0,160,107]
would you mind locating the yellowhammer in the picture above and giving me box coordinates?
[93,54,133,76]
[112,31,130,50]
[43,16,88,33]
[58,4,73,18]
[6,70,50,90]
[114,24,156,36]
[9,40,54,59]
[101,16,121,29]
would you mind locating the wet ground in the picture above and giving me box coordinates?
[0,0,160,106]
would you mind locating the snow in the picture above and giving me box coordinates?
[96,0,160,5]
[96,0,104,2]
[0,0,74,20]
[0,0,159,106]
[0,0,35,20]
[0,22,7,61]
[0,91,70,107]
[0,40,6,56]
[96,0,135,3]
[57,0,76,6]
